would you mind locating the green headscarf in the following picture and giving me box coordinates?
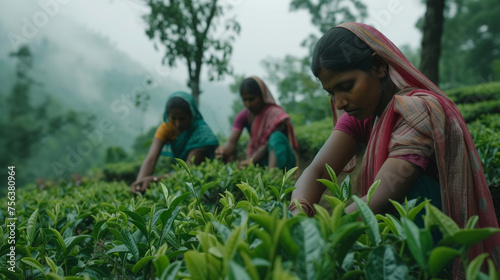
[161,91,219,161]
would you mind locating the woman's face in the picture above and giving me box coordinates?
[168,108,192,133]
[318,66,387,120]
[241,91,265,115]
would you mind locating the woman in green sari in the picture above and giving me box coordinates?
[131,91,219,194]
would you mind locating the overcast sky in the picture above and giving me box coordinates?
[54,0,425,84]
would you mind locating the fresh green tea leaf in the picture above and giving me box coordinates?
[352,196,380,245]
[121,228,139,261]
[364,245,409,280]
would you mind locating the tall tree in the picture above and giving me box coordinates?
[419,0,445,85]
[143,0,240,105]
[419,0,500,88]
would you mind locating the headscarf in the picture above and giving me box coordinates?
[162,91,219,161]
[332,22,499,275]
[245,76,299,158]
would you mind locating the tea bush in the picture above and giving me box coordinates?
[1,159,498,279]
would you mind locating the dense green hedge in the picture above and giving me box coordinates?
[1,160,498,279]
[445,82,500,105]
[295,118,333,165]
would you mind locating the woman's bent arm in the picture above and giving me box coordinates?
[215,129,242,160]
[131,138,164,194]
[345,158,422,214]
[291,130,358,213]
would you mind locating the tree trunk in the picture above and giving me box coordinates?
[190,77,201,106]
[419,0,445,85]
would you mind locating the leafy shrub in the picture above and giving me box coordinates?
[445,82,500,105]
[295,118,333,165]
[1,160,498,279]
[102,160,143,184]
[468,114,500,223]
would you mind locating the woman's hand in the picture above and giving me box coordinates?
[215,146,227,159]
[130,176,158,194]
[238,159,250,168]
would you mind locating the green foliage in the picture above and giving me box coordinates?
[0,45,95,188]
[143,0,241,104]
[262,55,332,125]
[445,82,500,105]
[1,160,498,279]
[105,146,129,164]
[439,0,500,88]
[294,118,333,165]
[102,160,143,184]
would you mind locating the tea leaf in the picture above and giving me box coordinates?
[91,220,106,240]
[282,167,298,185]
[325,164,337,184]
[159,261,182,280]
[185,251,208,279]
[330,222,367,263]
[227,261,252,280]
[45,256,57,273]
[466,253,489,280]
[340,175,352,202]
[316,179,341,198]
[160,207,181,245]
[212,221,231,242]
[364,245,409,280]
[366,180,380,205]
[388,199,406,218]
[425,203,459,238]
[175,158,192,179]
[26,208,39,246]
[428,247,460,277]
[352,196,380,245]
[199,181,219,200]
[21,257,46,276]
[295,218,324,280]
[161,183,169,205]
[450,228,500,247]
[121,228,139,261]
[401,218,431,271]
[132,256,155,274]
[64,235,92,257]
[223,225,243,262]
[46,228,67,253]
[465,215,479,230]
[407,200,427,221]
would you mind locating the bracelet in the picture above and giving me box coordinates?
[288,198,316,217]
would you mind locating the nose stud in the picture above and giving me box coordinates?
[341,100,345,105]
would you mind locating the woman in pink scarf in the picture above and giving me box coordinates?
[216,76,299,170]
[289,22,499,277]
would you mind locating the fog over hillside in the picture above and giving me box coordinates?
[0,2,235,184]
[0,2,235,141]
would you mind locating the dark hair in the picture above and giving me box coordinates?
[239,78,262,98]
[311,27,374,77]
[166,97,191,115]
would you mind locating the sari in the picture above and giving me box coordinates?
[161,91,219,161]
[245,76,299,168]
[333,22,500,275]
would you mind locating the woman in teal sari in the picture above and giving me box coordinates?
[131,91,219,194]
